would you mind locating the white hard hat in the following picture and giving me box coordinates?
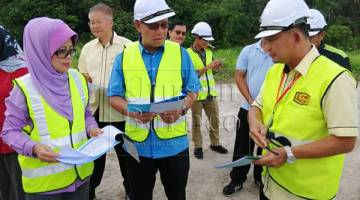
[134,0,175,23]
[308,9,327,36]
[255,0,311,39]
[191,22,214,41]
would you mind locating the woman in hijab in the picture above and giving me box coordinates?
[0,25,27,200]
[1,17,101,200]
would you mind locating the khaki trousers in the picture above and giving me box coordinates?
[191,98,220,148]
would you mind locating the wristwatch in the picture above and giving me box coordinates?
[284,146,296,164]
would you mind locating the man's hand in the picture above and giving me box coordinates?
[83,73,92,83]
[254,147,287,168]
[209,59,222,70]
[129,112,156,124]
[159,109,182,123]
[88,128,103,137]
[249,117,268,148]
[33,144,58,163]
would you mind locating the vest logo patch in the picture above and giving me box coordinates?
[294,92,310,105]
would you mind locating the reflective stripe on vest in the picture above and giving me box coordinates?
[324,44,348,59]
[15,69,93,193]
[187,48,217,100]
[22,163,73,178]
[122,41,187,142]
[262,56,349,199]
[68,69,87,108]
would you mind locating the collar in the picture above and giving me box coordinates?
[97,32,121,47]
[293,45,320,76]
[191,45,205,54]
[255,40,267,54]
[138,37,165,54]
[319,40,325,50]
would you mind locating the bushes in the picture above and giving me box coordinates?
[0,0,358,50]
[326,25,357,51]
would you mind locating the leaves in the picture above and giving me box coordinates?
[0,0,358,49]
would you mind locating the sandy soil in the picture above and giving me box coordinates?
[96,84,360,200]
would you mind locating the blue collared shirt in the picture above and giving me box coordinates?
[108,42,201,158]
[236,40,274,110]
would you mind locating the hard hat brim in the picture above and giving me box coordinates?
[142,12,175,23]
[202,36,214,41]
[254,30,282,39]
[309,31,320,37]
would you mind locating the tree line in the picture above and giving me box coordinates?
[0,0,359,50]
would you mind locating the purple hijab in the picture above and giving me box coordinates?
[23,17,77,119]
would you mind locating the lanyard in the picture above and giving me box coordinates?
[265,70,301,130]
[275,71,300,108]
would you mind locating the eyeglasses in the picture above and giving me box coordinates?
[88,20,109,26]
[54,48,76,58]
[143,22,169,30]
[264,132,292,155]
[175,30,186,36]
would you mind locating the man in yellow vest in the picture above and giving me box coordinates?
[188,22,228,159]
[308,8,352,70]
[248,0,358,199]
[108,0,200,199]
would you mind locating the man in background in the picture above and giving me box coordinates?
[77,3,132,200]
[308,8,352,70]
[168,20,187,45]
[222,39,273,196]
[188,22,228,159]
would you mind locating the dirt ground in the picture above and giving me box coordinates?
[97,84,360,200]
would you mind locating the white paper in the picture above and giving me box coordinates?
[123,137,140,163]
[78,125,120,157]
[214,156,260,169]
[150,99,184,113]
[57,125,122,164]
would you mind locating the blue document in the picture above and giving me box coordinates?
[214,156,260,169]
[127,98,184,113]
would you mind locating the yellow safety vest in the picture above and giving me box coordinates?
[122,41,187,142]
[14,69,93,193]
[262,56,350,199]
[187,48,217,100]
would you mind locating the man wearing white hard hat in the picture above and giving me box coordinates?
[108,0,200,199]
[248,0,358,199]
[308,8,352,70]
[187,22,228,160]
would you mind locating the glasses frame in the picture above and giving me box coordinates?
[142,21,169,31]
[88,19,111,27]
[54,48,76,59]
[174,30,186,36]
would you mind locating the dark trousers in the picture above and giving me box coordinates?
[259,183,269,200]
[125,149,190,200]
[0,152,25,200]
[89,110,130,197]
[230,108,262,184]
